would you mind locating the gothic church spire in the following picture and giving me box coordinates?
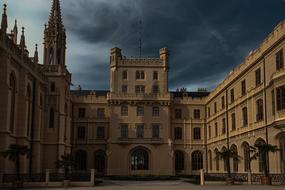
[44,0,66,65]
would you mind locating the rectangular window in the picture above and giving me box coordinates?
[241,80,246,96]
[152,124,160,139]
[214,102,217,113]
[230,89,235,103]
[208,126,211,139]
[193,127,201,140]
[121,124,128,138]
[277,86,285,111]
[136,71,145,80]
[222,118,226,134]
[96,126,105,139]
[152,85,159,93]
[121,105,128,116]
[242,107,248,126]
[153,71,158,80]
[136,124,144,138]
[122,85,128,93]
[193,109,200,119]
[221,96,225,109]
[51,82,55,92]
[135,85,145,93]
[122,70,128,80]
[97,108,105,118]
[255,68,261,86]
[78,108,86,118]
[137,105,144,116]
[77,126,85,139]
[276,49,284,70]
[215,122,218,137]
[231,113,236,131]
[175,109,182,119]
[152,106,160,117]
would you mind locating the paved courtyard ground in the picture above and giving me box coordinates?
[23,180,285,190]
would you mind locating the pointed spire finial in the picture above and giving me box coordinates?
[1,4,8,33]
[48,0,64,32]
[20,27,26,50]
[34,44,39,63]
[12,19,18,44]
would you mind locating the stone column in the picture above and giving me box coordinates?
[247,171,252,185]
[90,169,95,186]
[200,169,205,186]
[45,169,50,186]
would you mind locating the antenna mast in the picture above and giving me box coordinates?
[138,20,142,58]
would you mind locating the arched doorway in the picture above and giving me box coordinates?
[75,150,87,171]
[175,150,184,173]
[230,144,238,172]
[94,150,106,175]
[192,151,203,171]
[255,138,267,173]
[130,148,149,170]
[279,134,285,173]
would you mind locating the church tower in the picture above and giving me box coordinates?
[44,0,66,66]
[42,0,72,170]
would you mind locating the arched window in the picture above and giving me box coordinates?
[9,73,16,132]
[49,108,55,128]
[231,144,238,172]
[242,107,248,126]
[131,149,149,170]
[26,85,32,137]
[255,138,266,173]
[192,151,203,171]
[75,150,87,170]
[94,150,106,174]
[175,151,184,172]
[280,134,285,173]
[243,142,250,172]
[222,147,227,171]
[174,127,182,140]
[208,150,212,171]
[214,149,219,171]
[256,99,264,122]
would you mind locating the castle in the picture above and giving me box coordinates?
[0,0,285,177]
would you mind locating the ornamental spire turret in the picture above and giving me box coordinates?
[12,19,18,43]
[34,44,39,63]
[1,4,7,33]
[20,27,26,50]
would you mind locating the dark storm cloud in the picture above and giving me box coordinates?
[62,0,285,91]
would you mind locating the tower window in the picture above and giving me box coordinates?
[255,68,261,86]
[121,124,128,138]
[122,70,128,80]
[194,109,200,119]
[136,71,145,80]
[51,82,55,92]
[77,126,86,139]
[78,108,86,118]
[175,109,182,119]
[96,126,105,139]
[241,80,246,96]
[136,124,144,138]
[153,71,158,80]
[193,127,201,140]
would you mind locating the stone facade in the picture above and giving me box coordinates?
[1,0,285,177]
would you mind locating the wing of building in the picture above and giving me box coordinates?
[1,0,285,177]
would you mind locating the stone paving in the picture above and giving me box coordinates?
[23,180,285,190]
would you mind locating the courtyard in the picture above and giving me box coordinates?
[23,180,284,190]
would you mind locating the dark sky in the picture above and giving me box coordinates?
[6,0,285,91]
